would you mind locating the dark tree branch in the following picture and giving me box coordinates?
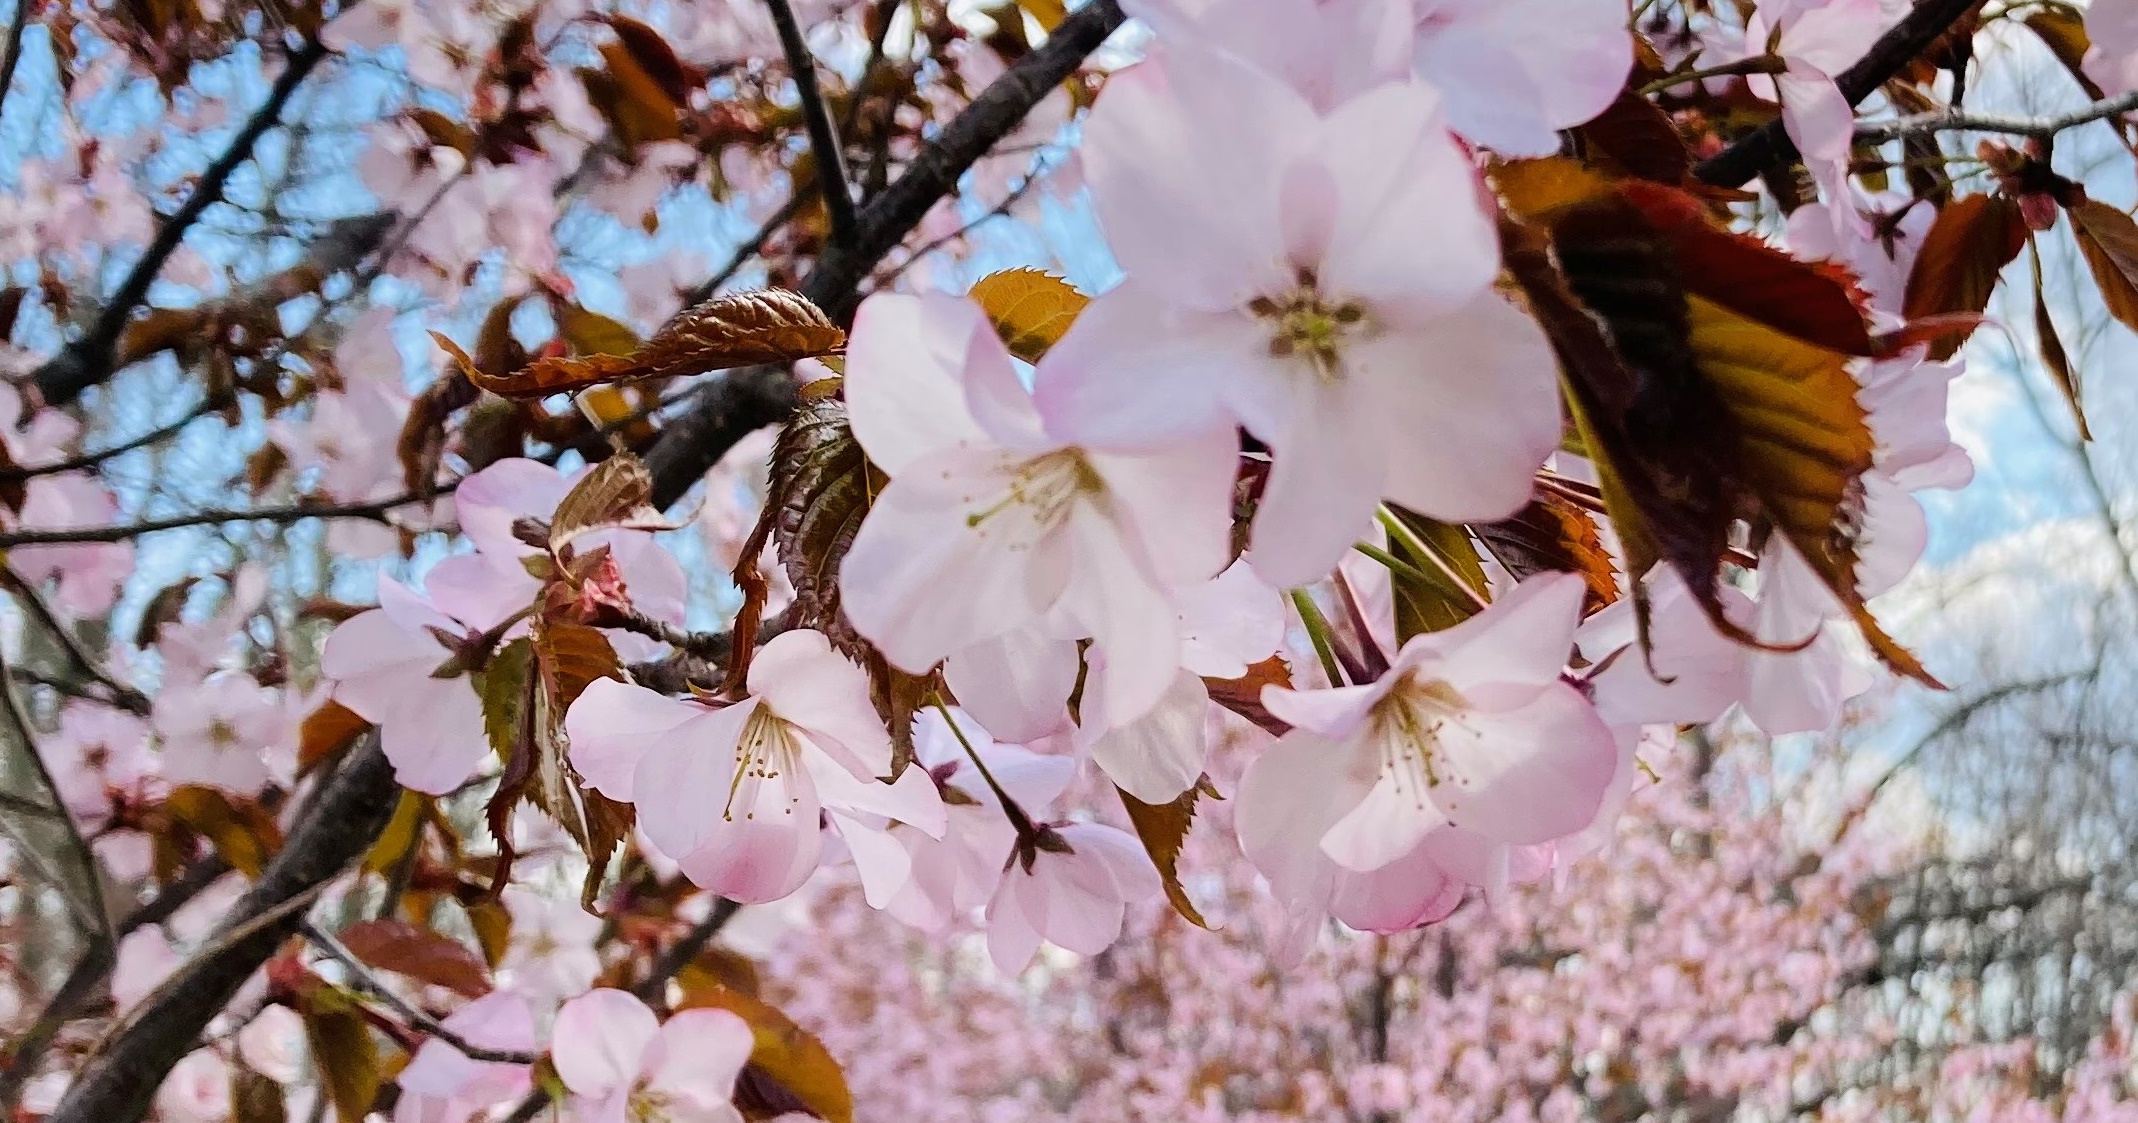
[767,0,858,247]
[645,0,1127,507]
[0,857,231,1111]
[30,38,331,407]
[1695,0,1985,187]
[44,738,398,1123]
[0,0,31,128]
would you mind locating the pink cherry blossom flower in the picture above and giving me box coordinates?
[2087,0,2138,95]
[11,475,134,616]
[500,885,603,1002]
[550,989,753,1123]
[1041,55,1560,585]
[154,1048,231,1123]
[44,704,152,826]
[985,822,1161,974]
[1244,573,1615,875]
[1120,0,1414,113]
[564,629,944,904]
[851,706,1076,931]
[395,991,537,1123]
[113,927,180,1013]
[236,1003,307,1084]
[320,555,527,794]
[153,673,290,795]
[838,291,1237,727]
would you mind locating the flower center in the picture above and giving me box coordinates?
[962,448,1102,542]
[627,1083,675,1123]
[1247,268,1368,382]
[1369,678,1470,811]
[724,704,801,822]
[205,718,241,753]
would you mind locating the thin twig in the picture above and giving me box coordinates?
[766,0,858,247]
[1696,0,1986,187]
[299,922,541,1066]
[0,402,219,482]
[0,483,458,548]
[1855,89,2138,142]
[683,194,808,307]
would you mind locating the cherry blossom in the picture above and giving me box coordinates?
[839,291,1236,727]
[1242,572,1615,880]
[1409,0,1633,155]
[564,630,945,903]
[985,822,1162,974]
[319,555,526,794]
[2089,0,2138,96]
[550,989,753,1123]
[499,885,604,1003]
[152,673,290,794]
[1041,51,1560,586]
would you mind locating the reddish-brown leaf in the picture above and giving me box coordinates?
[455,291,844,401]
[1202,655,1291,737]
[2068,197,2138,341]
[1903,193,2026,358]
[1619,181,1877,355]
[2031,239,2091,440]
[1572,87,1691,184]
[1117,778,1218,929]
[336,918,494,998]
[606,15,697,107]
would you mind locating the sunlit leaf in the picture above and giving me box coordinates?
[1473,494,1621,612]
[363,790,424,876]
[298,701,373,776]
[2031,239,2091,440]
[968,268,1089,362]
[167,786,282,877]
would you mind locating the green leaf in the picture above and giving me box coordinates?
[1382,508,1486,641]
[301,991,382,1123]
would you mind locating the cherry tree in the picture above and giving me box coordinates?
[0,0,2135,1119]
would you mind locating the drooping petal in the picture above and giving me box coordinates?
[1412,0,1631,156]
[1083,671,1210,804]
[320,609,433,689]
[1259,678,1389,741]
[1248,376,1387,589]
[1177,559,1287,679]
[943,629,1079,744]
[1053,504,1184,728]
[550,989,658,1098]
[1328,836,1466,932]
[810,751,947,839]
[1236,729,1376,909]
[378,678,491,796]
